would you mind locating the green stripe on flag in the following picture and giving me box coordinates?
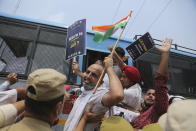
[116,21,127,29]
[93,22,127,43]
[103,26,115,41]
[93,32,104,43]
[93,26,115,43]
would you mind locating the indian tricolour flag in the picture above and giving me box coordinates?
[92,11,132,43]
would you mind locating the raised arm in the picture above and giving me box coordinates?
[72,61,85,80]
[6,73,18,85]
[102,55,124,107]
[0,73,18,91]
[156,38,172,75]
[108,46,125,69]
[154,38,172,114]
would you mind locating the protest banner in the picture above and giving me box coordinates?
[65,19,86,60]
[126,32,155,60]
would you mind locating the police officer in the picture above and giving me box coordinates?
[1,68,67,131]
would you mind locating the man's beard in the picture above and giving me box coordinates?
[139,101,153,113]
[83,82,95,90]
[143,101,153,111]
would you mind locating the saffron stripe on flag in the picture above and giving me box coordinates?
[92,11,133,43]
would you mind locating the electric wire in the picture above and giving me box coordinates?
[146,0,173,32]
[112,0,123,23]
[124,0,146,38]
[13,0,21,14]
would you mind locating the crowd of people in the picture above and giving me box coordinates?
[0,38,195,131]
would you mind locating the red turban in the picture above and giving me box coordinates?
[121,65,141,83]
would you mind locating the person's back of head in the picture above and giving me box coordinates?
[25,68,67,125]
[94,60,104,67]
[115,47,125,58]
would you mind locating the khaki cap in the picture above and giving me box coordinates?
[26,68,67,101]
[142,123,163,131]
[100,116,133,131]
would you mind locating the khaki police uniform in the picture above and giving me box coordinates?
[0,69,67,131]
[1,117,51,131]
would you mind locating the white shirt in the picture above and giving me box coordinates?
[0,104,17,128]
[105,106,140,123]
[0,89,17,105]
[105,84,141,123]
[64,85,109,131]
[0,81,10,91]
[123,83,142,110]
[84,87,109,131]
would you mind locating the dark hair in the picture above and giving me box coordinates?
[168,96,185,105]
[115,47,125,58]
[25,86,64,116]
[25,95,64,116]
[146,88,155,93]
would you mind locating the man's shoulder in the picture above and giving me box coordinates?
[126,83,141,93]
[0,122,26,131]
[90,87,109,99]
[87,87,109,107]
[131,83,141,89]
[2,117,52,131]
[96,85,109,92]
[0,124,51,131]
[0,125,11,131]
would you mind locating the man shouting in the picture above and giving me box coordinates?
[64,55,124,131]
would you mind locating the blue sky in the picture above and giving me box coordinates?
[0,0,196,51]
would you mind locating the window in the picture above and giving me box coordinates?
[83,49,109,70]
[0,16,76,83]
[136,59,196,97]
[0,37,30,75]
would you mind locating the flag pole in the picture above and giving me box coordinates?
[93,11,133,94]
